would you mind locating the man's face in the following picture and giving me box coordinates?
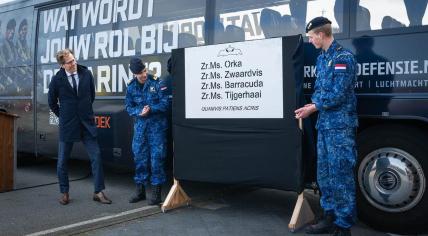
[19,25,27,40]
[61,53,77,73]
[134,68,148,84]
[307,31,323,49]
[6,28,15,42]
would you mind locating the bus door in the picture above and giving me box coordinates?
[35,1,72,158]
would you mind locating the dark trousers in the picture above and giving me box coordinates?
[57,134,105,193]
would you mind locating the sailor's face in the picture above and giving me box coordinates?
[134,68,148,84]
[307,31,323,49]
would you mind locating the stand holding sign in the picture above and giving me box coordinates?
[161,179,191,213]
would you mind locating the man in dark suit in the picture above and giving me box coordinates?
[48,48,111,205]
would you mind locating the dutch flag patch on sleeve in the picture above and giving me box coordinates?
[334,63,347,72]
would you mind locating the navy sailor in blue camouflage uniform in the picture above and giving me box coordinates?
[125,57,169,205]
[295,17,358,236]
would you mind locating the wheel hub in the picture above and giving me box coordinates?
[358,148,425,212]
[378,171,398,190]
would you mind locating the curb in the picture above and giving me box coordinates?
[26,205,161,236]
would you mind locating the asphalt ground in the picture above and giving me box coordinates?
[1,158,155,236]
[76,187,389,236]
[1,157,426,236]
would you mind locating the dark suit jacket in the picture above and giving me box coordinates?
[48,65,97,142]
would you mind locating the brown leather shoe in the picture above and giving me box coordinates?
[59,193,69,205]
[93,192,112,204]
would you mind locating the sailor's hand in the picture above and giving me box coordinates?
[141,105,151,117]
[294,104,316,119]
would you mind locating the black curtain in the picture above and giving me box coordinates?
[171,35,305,192]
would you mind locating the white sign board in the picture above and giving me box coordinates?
[185,38,283,118]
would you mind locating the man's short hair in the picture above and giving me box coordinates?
[56,48,74,65]
[312,24,332,37]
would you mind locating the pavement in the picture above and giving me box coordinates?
[1,157,426,236]
[1,158,154,236]
[76,187,389,236]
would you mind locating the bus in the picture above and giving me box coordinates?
[0,0,427,233]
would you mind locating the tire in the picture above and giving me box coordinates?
[356,125,428,234]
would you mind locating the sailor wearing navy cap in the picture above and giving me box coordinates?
[305,16,332,33]
[295,17,358,236]
[125,57,170,205]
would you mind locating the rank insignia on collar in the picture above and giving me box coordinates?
[328,60,332,66]
[150,86,156,92]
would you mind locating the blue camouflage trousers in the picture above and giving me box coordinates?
[132,122,167,186]
[317,128,357,228]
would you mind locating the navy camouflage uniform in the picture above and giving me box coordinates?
[312,40,358,229]
[125,74,169,186]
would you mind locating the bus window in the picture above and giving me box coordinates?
[70,0,116,61]
[37,0,206,97]
[0,7,34,97]
[215,0,295,42]
[70,0,205,61]
[357,0,428,31]
[104,0,206,55]
[150,0,206,48]
[214,0,343,43]
[36,2,70,101]
[306,0,343,33]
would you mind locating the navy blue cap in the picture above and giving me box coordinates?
[129,57,145,74]
[306,17,332,33]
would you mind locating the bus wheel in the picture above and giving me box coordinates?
[356,125,427,234]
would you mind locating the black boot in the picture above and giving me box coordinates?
[305,214,335,234]
[332,226,351,236]
[149,185,162,205]
[129,184,146,203]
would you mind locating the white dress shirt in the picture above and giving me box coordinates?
[65,71,79,93]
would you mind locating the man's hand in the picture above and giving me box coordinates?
[140,105,151,117]
[294,103,317,119]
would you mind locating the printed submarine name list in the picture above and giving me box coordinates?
[199,60,263,102]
